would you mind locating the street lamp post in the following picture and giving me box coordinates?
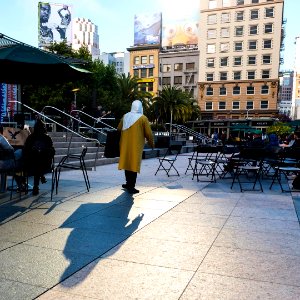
[72,88,80,107]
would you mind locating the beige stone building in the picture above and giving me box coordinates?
[127,45,160,97]
[198,0,285,120]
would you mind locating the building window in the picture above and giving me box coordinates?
[220,42,230,52]
[234,41,243,51]
[206,73,214,81]
[141,56,147,64]
[162,77,171,85]
[220,87,227,95]
[232,101,240,109]
[134,69,139,77]
[248,55,256,65]
[247,101,254,109]
[140,83,147,92]
[250,10,259,20]
[221,13,230,23]
[219,101,226,109]
[207,58,215,68]
[162,64,171,72]
[207,44,216,53]
[247,71,256,80]
[140,68,147,78]
[208,0,217,9]
[249,25,258,35]
[174,63,183,71]
[233,71,241,80]
[220,72,228,80]
[262,70,270,78]
[208,14,217,24]
[186,62,195,70]
[237,0,244,5]
[206,102,213,110]
[148,68,153,77]
[235,26,244,36]
[206,86,214,96]
[221,27,230,38]
[220,57,228,67]
[174,76,182,85]
[261,84,269,94]
[248,40,257,50]
[265,7,274,18]
[148,82,153,91]
[236,11,244,21]
[233,86,241,95]
[262,54,271,64]
[207,29,217,39]
[247,85,255,94]
[223,0,231,7]
[134,56,140,64]
[263,39,272,49]
[261,101,268,109]
[186,74,194,84]
[264,23,273,33]
[233,56,242,66]
[149,55,154,64]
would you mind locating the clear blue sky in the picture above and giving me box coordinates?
[0,0,297,70]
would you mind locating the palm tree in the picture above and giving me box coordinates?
[153,86,195,127]
[114,73,152,119]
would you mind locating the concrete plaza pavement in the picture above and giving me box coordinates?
[0,154,300,299]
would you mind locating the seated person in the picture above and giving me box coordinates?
[23,119,55,195]
[0,125,24,191]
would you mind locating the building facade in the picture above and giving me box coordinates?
[159,46,199,100]
[99,52,130,75]
[127,45,160,97]
[291,36,300,120]
[198,0,285,120]
[278,70,293,116]
[72,17,100,60]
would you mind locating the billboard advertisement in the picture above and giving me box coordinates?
[38,2,72,47]
[162,18,199,48]
[134,13,162,46]
[0,84,18,123]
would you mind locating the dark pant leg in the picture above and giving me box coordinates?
[125,170,137,189]
[33,174,40,187]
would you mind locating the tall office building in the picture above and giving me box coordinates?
[72,17,100,60]
[99,52,130,75]
[198,0,285,120]
[278,71,293,116]
[291,36,300,119]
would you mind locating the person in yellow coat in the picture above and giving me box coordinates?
[118,100,154,194]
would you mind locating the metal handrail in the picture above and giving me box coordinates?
[10,101,101,171]
[71,109,116,131]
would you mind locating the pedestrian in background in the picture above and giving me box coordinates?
[117,100,154,194]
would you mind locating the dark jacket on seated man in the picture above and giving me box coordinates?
[23,119,55,195]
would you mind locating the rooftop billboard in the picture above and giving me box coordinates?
[134,13,162,46]
[38,2,72,47]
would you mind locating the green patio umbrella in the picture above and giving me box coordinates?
[0,33,91,84]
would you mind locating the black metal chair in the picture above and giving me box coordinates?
[155,144,182,177]
[192,145,219,183]
[230,147,265,192]
[54,146,90,195]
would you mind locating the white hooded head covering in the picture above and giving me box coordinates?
[122,100,143,130]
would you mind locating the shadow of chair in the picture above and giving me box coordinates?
[53,146,90,196]
[155,144,182,177]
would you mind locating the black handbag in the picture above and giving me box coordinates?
[104,130,120,158]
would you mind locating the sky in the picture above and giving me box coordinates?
[0,0,298,70]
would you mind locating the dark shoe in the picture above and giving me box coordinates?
[127,188,139,194]
[32,186,39,196]
[17,184,26,193]
[122,184,129,189]
[40,176,47,184]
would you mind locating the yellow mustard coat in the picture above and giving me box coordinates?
[118,115,154,173]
